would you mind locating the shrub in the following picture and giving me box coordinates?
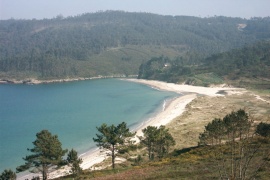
[256,122,270,137]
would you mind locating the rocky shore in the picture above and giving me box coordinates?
[0,75,138,85]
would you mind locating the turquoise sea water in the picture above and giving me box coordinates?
[0,79,177,172]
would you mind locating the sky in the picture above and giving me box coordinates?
[0,0,269,20]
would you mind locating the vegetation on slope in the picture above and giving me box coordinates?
[138,41,270,89]
[58,109,270,179]
[1,11,269,80]
[205,41,270,89]
[73,139,269,180]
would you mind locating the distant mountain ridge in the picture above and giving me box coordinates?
[0,11,270,80]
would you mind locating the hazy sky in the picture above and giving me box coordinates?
[1,0,269,20]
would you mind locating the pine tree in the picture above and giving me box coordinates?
[140,125,175,160]
[67,149,82,177]
[0,169,16,180]
[93,122,135,169]
[16,130,67,180]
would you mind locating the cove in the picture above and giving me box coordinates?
[0,78,178,172]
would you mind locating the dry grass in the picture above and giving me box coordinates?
[167,91,270,150]
[72,139,269,179]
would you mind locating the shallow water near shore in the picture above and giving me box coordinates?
[0,78,178,172]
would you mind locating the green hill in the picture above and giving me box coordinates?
[138,41,270,89]
[204,41,270,89]
[1,11,269,80]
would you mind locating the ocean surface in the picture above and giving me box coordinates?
[0,78,178,172]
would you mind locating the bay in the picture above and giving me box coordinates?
[0,78,177,172]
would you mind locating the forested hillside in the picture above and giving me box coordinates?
[0,11,269,80]
[138,41,270,89]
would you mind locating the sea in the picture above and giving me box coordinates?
[0,78,178,172]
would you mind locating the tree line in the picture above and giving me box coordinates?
[204,41,270,80]
[1,11,269,79]
[138,41,270,89]
[198,109,270,179]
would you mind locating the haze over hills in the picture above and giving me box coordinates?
[0,11,270,81]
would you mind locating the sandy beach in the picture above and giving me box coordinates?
[125,79,244,135]
[126,79,242,96]
[18,79,243,179]
[79,79,242,164]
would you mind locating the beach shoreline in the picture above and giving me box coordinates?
[17,79,244,179]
